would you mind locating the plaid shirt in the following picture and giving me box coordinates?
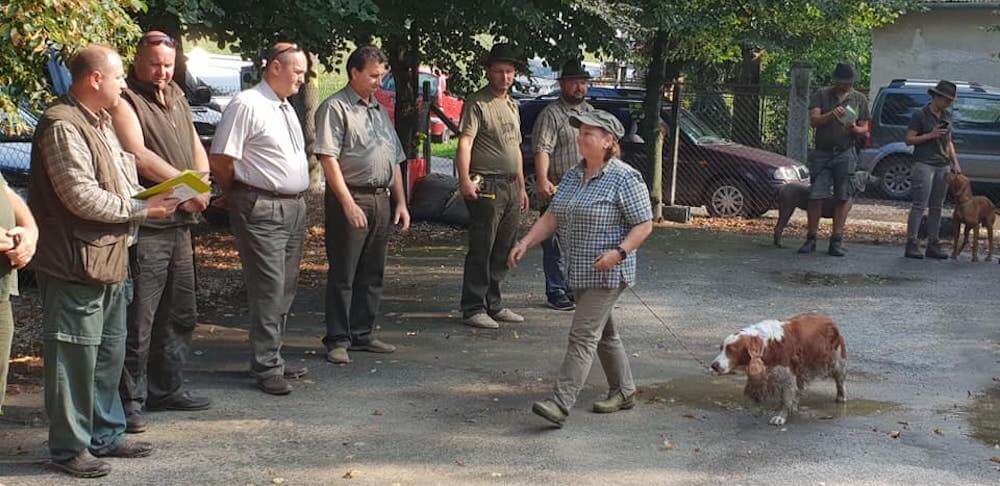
[532,98,593,184]
[550,158,652,289]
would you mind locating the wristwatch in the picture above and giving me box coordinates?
[615,246,628,261]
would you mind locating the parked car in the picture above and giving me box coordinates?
[0,106,35,199]
[519,92,810,218]
[861,79,1000,200]
[375,68,463,142]
[512,57,559,98]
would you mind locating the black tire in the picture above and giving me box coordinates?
[705,178,763,218]
[874,155,913,200]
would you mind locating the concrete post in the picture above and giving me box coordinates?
[786,63,812,164]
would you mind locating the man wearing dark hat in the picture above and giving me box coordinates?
[457,43,529,329]
[800,62,870,257]
[903,80,962,259]
[531,59,594,311]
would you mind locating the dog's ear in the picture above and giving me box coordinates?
[746,336,766,380]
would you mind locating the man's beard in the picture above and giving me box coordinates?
[563,92,585,104]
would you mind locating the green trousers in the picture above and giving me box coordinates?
[40,276,128,461]
[0,298,11,413]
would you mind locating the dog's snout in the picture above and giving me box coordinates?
[710,362,721,373]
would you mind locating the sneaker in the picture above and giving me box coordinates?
[48,451,111,478]
[828,236,846,257]
[91,439,154,459]
[125,411,148,434]
[256,374,292,395]
[592,391,636,414]
[490,308,524,323]
[797,236,817,254]
[146,391,211,412]
[326,347,351,364]
[547,293,575,311]
[349,339,397,353]
[531,399,568,427]
[904,239,924,259]
[463,313,499,329]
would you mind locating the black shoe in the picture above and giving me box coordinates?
[125,411,148,434]
[547,293,575,311]
[92,439,154,459]
[904,239,924,259]
[48,451,111,478]
[828,236,846,257]
[256,374,292,395]
[147,391,211,412]
[925,241,949,260]
[797,236,817,254]
[283,364,310,379]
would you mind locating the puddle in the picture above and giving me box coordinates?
[961,386,1000,446]
[638,374,899,418]
[770,271,917,287]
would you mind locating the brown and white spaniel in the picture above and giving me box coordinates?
[710,313,847,425]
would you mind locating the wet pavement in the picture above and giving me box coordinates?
[1,227,998,485]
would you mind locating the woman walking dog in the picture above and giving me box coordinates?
[508,110,653,427]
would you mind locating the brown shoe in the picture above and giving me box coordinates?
[125,411,148,434]
[256,374,292,395]
[349,339,396,353]
[283,364,309,379]
[48,450,111,478]
[326,347,351,364]
[92,439,154,458]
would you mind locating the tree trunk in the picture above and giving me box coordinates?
[385,32,420,159]
[732,45,762,148]
[290,51,323,191]
[641,30,682,221]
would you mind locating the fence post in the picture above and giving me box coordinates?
[786,62,812,164]
[661,80,691,223]
[422,81,432,167]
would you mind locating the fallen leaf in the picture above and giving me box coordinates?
[661,439,674,450]
[990,456,1000,464]
[933,428,943,435]
[693,447,700,453]
[406,331,418,336]
[512,330,520,340]
[490,472,503,478]
[343,470,355,479]
[889,430,901,439]
[372,410,384,416]
[300,379,315,385]
[272,478,285,485]
[682,413,697,420]
[455,460,466,467]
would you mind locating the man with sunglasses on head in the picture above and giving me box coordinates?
[209,42,310,395]
[108,31,212,434]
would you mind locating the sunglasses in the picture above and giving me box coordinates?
[268,44,302,63]
[139,34,177,48]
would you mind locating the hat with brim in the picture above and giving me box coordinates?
[485,43,525,68]
[558,59,591,80]
[569,110,624,140]
[928,80,957,100]
[832,62,857,84]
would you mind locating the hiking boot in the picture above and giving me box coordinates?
[592,391,636,414]
[326,347,351,364]
[256,374,292,395]
[904,239,924,259]
[547,293,575,311]
[828,236,846,257]
[797,236,817,254]
[531,399,568,427]
[925,241,949,260]
[48,451,111,478]
[125,411,147,434]
[92,440,154,459]
[463,313,499,329]
[284,364,309,379]
[349,339,397,353]
[490,308,524,323]
[147,391,211,412]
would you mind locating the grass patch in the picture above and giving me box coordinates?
[430,138,458,159]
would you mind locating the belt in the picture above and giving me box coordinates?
[348,186,390,196]
[474,173,518,182]
[234,181,304,199]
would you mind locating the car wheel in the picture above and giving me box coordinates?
[524,172,537,201]
[874,155,913,200]
[705,179,761,218]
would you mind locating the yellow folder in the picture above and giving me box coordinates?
[133,170,211,202]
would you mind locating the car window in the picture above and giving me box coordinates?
[382,74,396,91]
[879,92,930,126]
[952,96,1000,131]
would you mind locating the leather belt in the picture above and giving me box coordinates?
[348,186,390,196]
[234,181,304,199]
[475,173,518,182]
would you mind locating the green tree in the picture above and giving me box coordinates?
[0,0,144,132]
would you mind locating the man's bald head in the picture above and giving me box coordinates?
[134,30,177,89]
[136,30,177,57]
[69,45,119,83]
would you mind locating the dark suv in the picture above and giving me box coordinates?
[861,79,1000,200]
[519,92,809,218]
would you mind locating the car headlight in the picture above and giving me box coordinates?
[773,166,800,181]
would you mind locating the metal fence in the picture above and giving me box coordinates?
[0,109,33,196]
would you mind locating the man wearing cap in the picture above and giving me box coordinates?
[531,59,593,311]
[903,80,962,259]
[800,62,870,257]
[457,43,529,329]
[109,30,212,433]
[314,45,410,365]
[209,42,310,395]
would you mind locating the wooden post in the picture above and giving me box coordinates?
[422,81,432,168]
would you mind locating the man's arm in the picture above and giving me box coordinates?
[318,154,367,228]
[209,154,236,192]
[181,125,212,212]
[516,147,528,212]
[108,101,181,183]
[531,109,557,200]
[809,107,843,128]
[455,134,477,200]
[390,163,409,231]
[4,186,38,269]
[948,137,961,173]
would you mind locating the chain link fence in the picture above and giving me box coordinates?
[0,107,34,199]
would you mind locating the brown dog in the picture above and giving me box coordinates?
[944,172,996,262]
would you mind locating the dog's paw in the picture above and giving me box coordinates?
[769,415,787,426]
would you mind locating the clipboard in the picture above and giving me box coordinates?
[133,170,211,203]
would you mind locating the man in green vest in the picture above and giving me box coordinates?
[29,45,179,478]
[110,30,213,435]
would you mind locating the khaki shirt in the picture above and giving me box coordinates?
[809,87,870,151]
[0,175,17,297]
[907,104,953,167]
[459,86,521,175]
[532,98,593,184]
[314,86,406,187]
